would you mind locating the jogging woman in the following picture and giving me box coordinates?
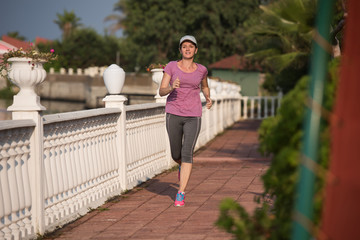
[159,35,212,207]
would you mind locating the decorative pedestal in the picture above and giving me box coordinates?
[7,57,46,111]
[151,68,167,103]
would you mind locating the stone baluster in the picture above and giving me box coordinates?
[264,97,268,118]
[14,134,27,238]
[243,97,248,119]
[250,98,255,119]
[20,129,32,236]
[257,97,262,119]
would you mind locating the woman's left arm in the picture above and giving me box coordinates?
[201,76,212,109]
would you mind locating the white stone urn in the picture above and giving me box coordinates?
[103,64,125,94]
[7,57,46,111]
[150,68,167,102]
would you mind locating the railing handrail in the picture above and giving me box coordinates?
[0,119,35,130]
[43,108,121,124]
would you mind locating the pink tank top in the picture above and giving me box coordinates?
[164,61,208,117]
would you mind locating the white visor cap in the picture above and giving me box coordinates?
[179,35,197,48]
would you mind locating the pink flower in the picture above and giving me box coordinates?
[50,49,55,53]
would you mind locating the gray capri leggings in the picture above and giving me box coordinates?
[166,113,201,163]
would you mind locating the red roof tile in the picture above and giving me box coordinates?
[208,54,261,71]
[0,40,16,51]
[35,37,52,45]
[1,35,32,50]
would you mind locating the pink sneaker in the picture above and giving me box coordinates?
[174,191,185,207]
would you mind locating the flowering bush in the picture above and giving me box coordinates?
[0,43,57,79]
[146,63,167,72]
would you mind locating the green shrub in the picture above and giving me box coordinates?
[216,58,339,239]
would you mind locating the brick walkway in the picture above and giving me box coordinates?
[44,120,270,240]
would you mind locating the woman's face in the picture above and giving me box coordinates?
[180,41,198,59]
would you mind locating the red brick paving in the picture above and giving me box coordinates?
[44,120,270,240]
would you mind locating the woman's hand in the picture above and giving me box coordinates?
[200,76,212,109]
[206,97,212,109]
[172,77,180,89]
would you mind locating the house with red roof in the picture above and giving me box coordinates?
[0,35,33,61]
[0,36,34,86]
[1,35,32,51]
[35,37,53,45]
[1,35,53,53]
[208,54,264,96]
[0,40,16,55]
[0,35,52,63]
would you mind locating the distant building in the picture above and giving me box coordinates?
[0,36,33,87]
[1,35,32,51]
[0,40,16,54]
[0,35,52,64]
[0,39,16,88]
[35,36,53,45]
[1,35,52,54]
[208,54,264,96]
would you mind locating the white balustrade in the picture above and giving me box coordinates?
[0,120,36,239]
[125,104,169,188]
[48,66,107,77]
[42,109,122,230]
[240,93,282,119]
[0,63,282,239]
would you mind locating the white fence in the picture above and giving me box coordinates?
[0,84,282,239]
[49,66,107,77]
[240,92,283,119]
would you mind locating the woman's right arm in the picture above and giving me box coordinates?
[159,72,180,96]
[159,72,173,96]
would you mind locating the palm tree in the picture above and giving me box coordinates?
[54,10,82,39]
[104,1,125,36]
[245,0,318,93]
[246,0,345,93]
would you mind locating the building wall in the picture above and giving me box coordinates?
[211,69,261,96]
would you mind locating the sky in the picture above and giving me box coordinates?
[0,0,122,42]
